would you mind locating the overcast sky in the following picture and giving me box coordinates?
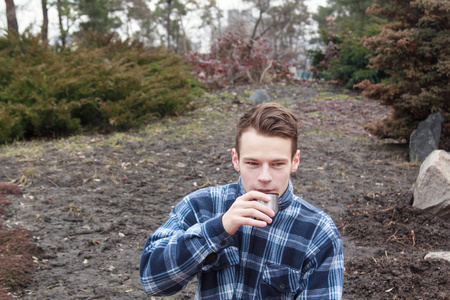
[0,0,327,49]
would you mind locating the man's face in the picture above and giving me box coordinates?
[232,128,300,197]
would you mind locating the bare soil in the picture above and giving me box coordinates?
[1,82,449,299]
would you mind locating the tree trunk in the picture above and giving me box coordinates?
[216,6,221,34]
[5,0,19,33]
[178,12,187,54]
[167,0,172,48]
[251,10,263,40]
[56,0,67,48]
[41,0,49,43]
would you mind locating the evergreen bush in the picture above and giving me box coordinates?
[0,31,203,144]
[355,0,450,142]
[327,37,382,89]
[309,13,386,89]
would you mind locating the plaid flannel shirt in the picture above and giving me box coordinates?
[140,179,344,299]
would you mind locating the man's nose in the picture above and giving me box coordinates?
[258,165,272,182]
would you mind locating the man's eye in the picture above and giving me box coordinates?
[247,162,258,166]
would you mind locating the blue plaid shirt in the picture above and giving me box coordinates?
[140,179,344,299]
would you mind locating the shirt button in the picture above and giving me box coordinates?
[279,283,286,289]
[220,240,226,246]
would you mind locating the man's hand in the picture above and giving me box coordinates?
[222,191,275,236]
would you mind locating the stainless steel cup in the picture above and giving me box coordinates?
[258,193,279,215]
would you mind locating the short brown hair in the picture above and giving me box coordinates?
[235,102,298,158]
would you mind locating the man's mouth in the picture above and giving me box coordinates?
[256,189,275,193]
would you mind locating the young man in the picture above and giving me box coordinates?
[140,103,344,299]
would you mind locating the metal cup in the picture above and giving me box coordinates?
[258,193,279,215]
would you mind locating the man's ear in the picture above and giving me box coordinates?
[291,150,300,173]
[232,148,240,172]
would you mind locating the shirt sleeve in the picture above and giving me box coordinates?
[139,196,233,296]
[296,220,344,300]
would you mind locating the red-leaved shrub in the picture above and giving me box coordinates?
[186,31,294,89]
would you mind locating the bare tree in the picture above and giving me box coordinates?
[242,0,309,60]
[56,0,69,48]
[199,1,222,34]
[154,0,198,52]
[123,0,155,44]
[248,0,271,41]
[55,0,78,48]
[5,0,19,33]
[199,0,223,50]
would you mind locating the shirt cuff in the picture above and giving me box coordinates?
[203,215,233,252]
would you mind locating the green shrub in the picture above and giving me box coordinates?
[0,31,203,144]
[327,37,383,89]
[309,12,386,88]
[0,105,27,144]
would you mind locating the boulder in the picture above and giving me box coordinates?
[424,251,450,263]
[412,150,450,220]
[249,89,271,103]
[409,111,444,163]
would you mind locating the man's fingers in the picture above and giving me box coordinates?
[222,192,275,235]
[246,218,270,228]
[240,191,271,203]
[235,193,275,217]
[244,200,275,218]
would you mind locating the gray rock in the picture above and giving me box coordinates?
[424,251,450,263]
[249,89,271,103]
[412,150,450,220]
[409,111,444,162]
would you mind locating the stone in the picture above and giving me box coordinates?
[249,89,271,103]
[289,66,298,78]
[424,251,450,263]
[412,150,450,220]
[409,111,444,163]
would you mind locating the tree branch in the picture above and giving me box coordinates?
[259,59,272,83]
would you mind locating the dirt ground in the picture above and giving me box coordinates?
[1,82,449,299]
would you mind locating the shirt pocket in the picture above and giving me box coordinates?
[261,262,301,298]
